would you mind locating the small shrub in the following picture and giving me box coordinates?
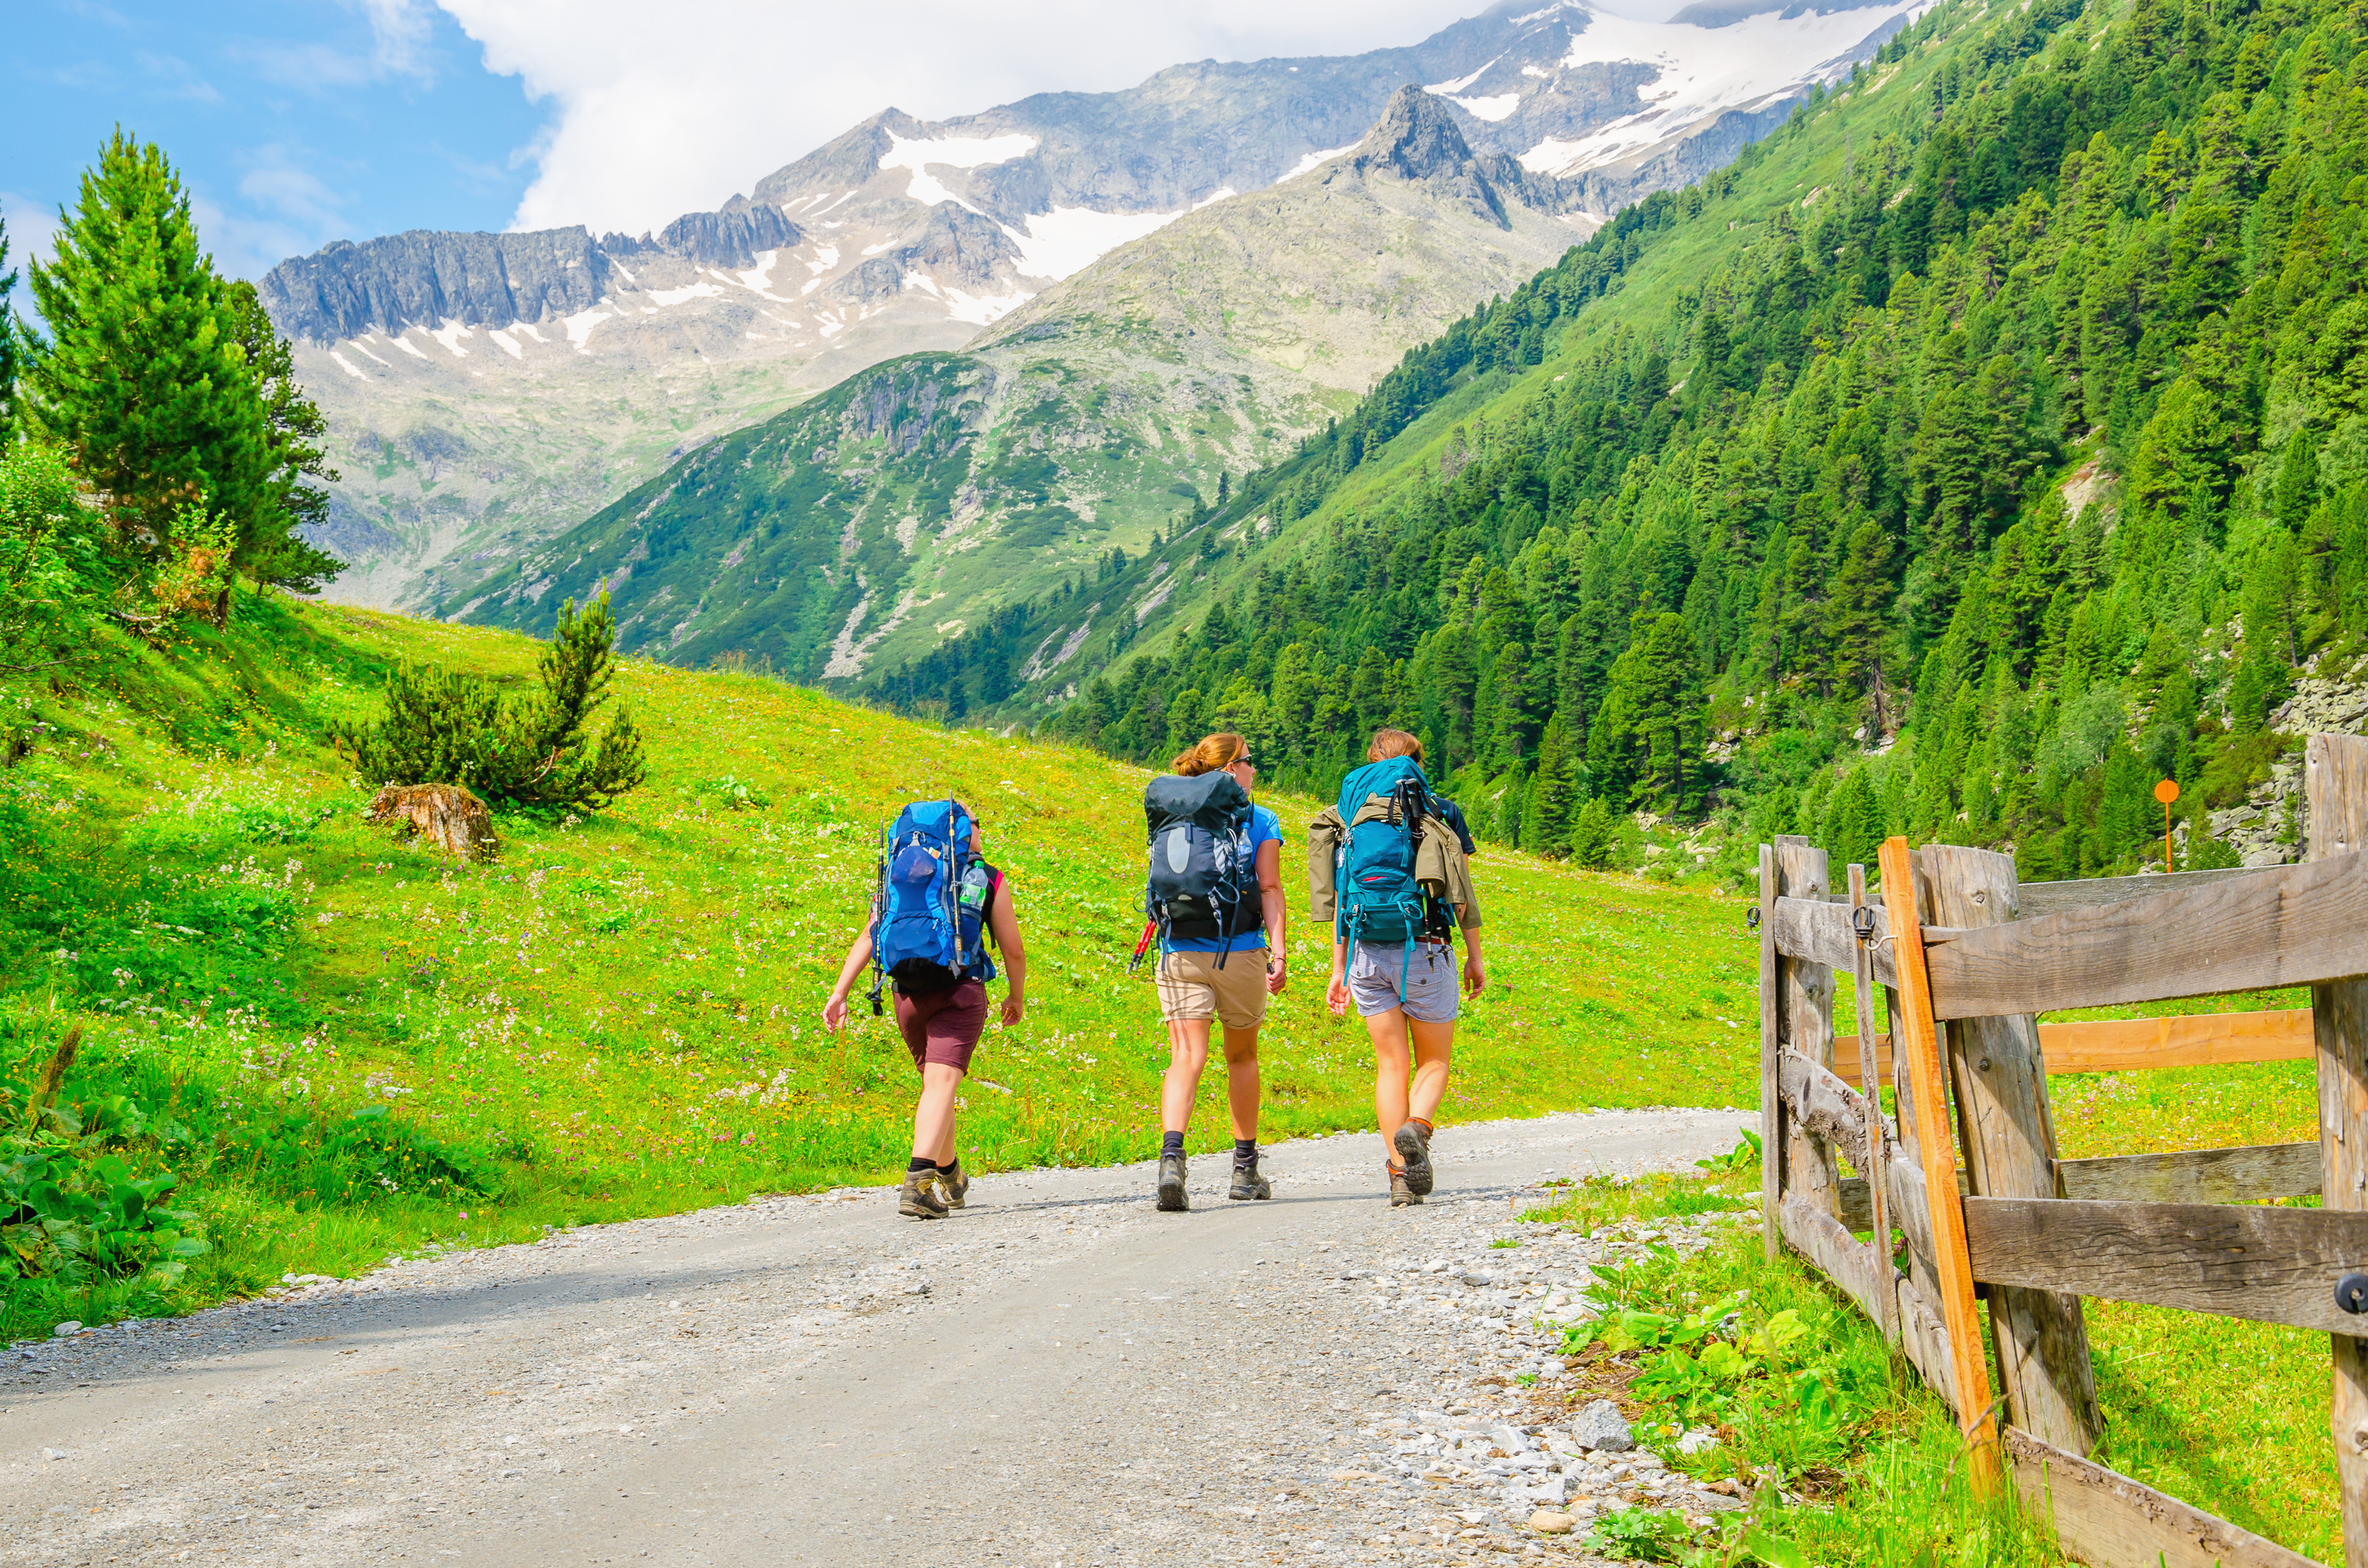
[332,594,647,814]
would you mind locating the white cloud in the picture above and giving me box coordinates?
[432,0,1515,237]
[361,0,437,81]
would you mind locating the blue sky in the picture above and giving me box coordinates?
[4,1,544,281]
[2,0,1517,286]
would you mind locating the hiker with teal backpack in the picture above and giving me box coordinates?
[1133,732,1287,1212]
[823,798,1027,1220]
[1309,728,1486,1207]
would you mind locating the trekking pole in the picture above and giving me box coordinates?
[1128,921,1157,974]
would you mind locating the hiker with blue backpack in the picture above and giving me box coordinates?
[1309,728,1486,1207]
[1133,732,1287,1212]
[822,798,1028,1220]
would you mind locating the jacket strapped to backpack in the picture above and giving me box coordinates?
[1137,770,1260,971]
[868,798,997,1013]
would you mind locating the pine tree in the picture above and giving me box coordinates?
[1568,796,1617,870]
[1823,765,1884,872]
[0,210,19,443]
[26,132,271,612]
[1520,712,1576,854]
[221,281,341,592]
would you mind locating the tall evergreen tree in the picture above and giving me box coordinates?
[1520,712,1576,855]
[222,280,341,592]
[0,210,19,443]
[26,131,270,602]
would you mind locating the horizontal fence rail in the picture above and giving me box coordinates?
[1831,1007,2318,1089]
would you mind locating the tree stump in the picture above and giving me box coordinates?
[366,783,498,862]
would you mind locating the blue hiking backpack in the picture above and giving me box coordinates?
[1334,755,1444,949]
[1135,770,1260,970]
[868,798,997,1011]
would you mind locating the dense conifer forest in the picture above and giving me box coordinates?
[872,0,2368,885]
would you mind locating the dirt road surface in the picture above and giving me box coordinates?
[3,1108,1740,1567]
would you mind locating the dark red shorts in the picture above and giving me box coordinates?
[893,980,987,1073]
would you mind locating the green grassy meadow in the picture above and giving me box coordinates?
[1,595,1757,1341]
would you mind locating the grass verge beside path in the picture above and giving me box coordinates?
[1522,1158,2065,1567]
[2,598,1759,1343]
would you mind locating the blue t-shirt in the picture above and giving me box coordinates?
[1165,804,1281,954]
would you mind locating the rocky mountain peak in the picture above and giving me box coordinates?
[1351,86,1481,183]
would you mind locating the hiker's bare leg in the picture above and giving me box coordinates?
[912,1062,964,1161]
[1161,1018,1213,1133]
[1366,1007,1412,1142]
[1221,1025,1261,1142]
[1406,1017,1453,1127]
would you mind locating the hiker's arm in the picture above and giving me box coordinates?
[1257,839,1286,994]
[1327,939,1349,1017]
[821,929,874,1033]
[989,881,1026,1026]
[1461,927,1486,999]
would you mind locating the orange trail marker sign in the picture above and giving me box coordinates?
[2155,778,2179,870]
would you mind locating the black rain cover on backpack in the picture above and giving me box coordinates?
[1141,771,1258,961]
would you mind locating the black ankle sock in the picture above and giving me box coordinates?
[907,1155,935,1173]
[1234,1138,1258,1167]
[934,1158,959,1173]
[1161,1130,1185,1156]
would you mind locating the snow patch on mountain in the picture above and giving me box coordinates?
[1004,206,1188,282]
[881,131,1039,210]
[1522,0,1928,175]
[1451,93,1521,121]
[1285,143,1361,180]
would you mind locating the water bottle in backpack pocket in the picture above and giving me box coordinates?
[870,798,997,1010]
[1138,770,1260,969]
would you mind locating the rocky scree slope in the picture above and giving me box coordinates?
[264,0,1923,614]
[436,91,1595,680]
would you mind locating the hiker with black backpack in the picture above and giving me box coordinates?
[1133,732,1287,1212]
[822,798,1027,1220]
[1309,728,1486,1207]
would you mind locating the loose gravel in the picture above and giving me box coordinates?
[1,1107,1742,1567]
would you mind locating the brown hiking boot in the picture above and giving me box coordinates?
[936,1161,969,1210]
[1388,1162,1423,1207]
[1393,1120,1435,1196]
[899,1168,948,1219]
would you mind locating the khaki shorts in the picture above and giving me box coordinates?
[1155,948,1271,1029]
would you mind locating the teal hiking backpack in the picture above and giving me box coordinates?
[868,798,997,1012]
[1334,755,1443,950]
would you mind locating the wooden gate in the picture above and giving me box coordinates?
[1759,732,2368,1568]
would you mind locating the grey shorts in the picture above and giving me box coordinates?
[1347,939,1460,1023]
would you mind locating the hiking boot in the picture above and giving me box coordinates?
[1388,1162,1423,1207]
[935,1161,969,1210]
[1393,1120,1435,1197]
[899,1168,948,1219]
[1228,1161,1272,1201]
[1156,1150,1190,1212]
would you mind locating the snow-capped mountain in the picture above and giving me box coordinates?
[262,0,1922,610]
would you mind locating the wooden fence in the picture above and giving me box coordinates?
[1759,732,2368,1568]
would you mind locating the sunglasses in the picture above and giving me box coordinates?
[1232,755,1256,768]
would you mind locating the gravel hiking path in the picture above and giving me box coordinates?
[3,1108,1742,1568]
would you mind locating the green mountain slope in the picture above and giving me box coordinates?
[431,91,1596,681]
[917,0,2368,882]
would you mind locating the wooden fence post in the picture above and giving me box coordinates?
[1922,844,2101,1458]
[1848,862,1898,1343]
[2307,733,2368,1568]
[1881,835,2002,1495]
[1761,842,1781,1262]
[1776,837,1842,1222]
